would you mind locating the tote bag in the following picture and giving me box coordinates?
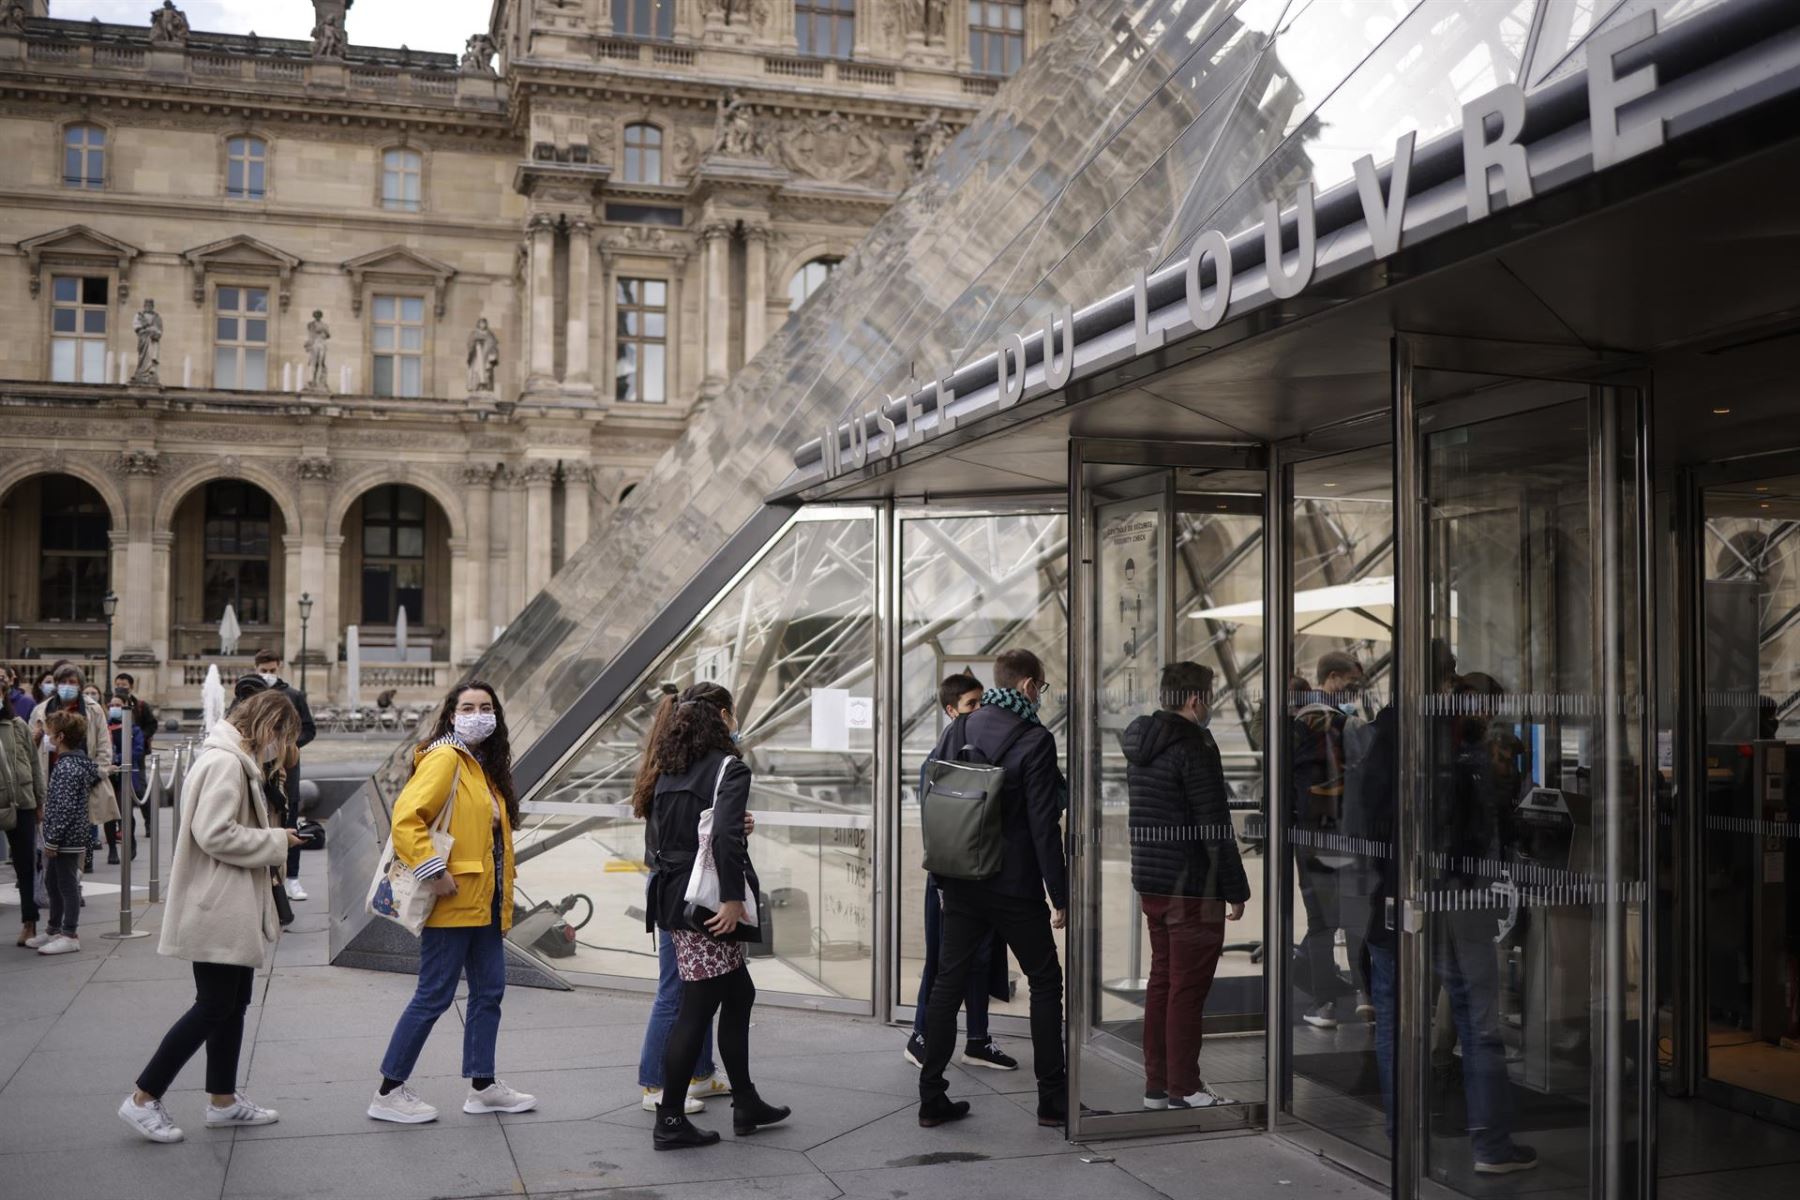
[683,757,759,929]
[365,762,459,935]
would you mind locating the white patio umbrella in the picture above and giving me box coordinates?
[1190,576,1394,642]
[345,624,362,712]
[218,604,241,655]
[394,606,409,663]
[200,663,226,733]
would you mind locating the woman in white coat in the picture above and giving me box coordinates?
[118,689,304,1144]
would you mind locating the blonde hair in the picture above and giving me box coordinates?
[229,690,300,786]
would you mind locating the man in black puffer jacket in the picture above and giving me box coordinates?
[1123,662,1249,1110]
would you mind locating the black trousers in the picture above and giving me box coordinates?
[137,962,256,1098]
[659,963,755,1117]
[920,887,1065,1103]
[5,822,36,923]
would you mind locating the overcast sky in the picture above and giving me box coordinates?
[56,0,495,56]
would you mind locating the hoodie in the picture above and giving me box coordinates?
[1121,710,1250,904]
[43,746,100,850]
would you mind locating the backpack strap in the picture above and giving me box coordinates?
[941,712,973,761]
[988,712,1036,764]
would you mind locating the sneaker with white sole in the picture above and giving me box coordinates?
[1302,1001,1339,1029]
[367,1084,438,1124]
[1168,1086,1237,1108]
[206,1094,280,1127]
[119,1094,185,1143]
[903,1032,927,1068]
[463,1080,536,1114]
[37,935,80,955]
[1143,1091,1170,1110]
[23,931,54,949]
[642,1087,704,1114]
[284,878,308,901]
[960,1039,1019,1071]
[687,1073,731,1100]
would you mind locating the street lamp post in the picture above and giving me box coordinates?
[101,591,118,698]
[298,592,313,698]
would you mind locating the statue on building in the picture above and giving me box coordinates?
[0,0,27,34]
[303,310,331,392]
[905,0,947,44]
[466,318,500,393]
[131,299,163,385]
[311,11,348,59]
[148,1,190,45]
[1050,0,1077,28]
[713,90,762,158]
[460,31,497,73]
[909,108,953,174]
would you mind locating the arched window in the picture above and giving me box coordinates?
[787,257,841,310]
[38,475,110,621]
[360,485,427,624]
[622,124,662,184]
[226,135,267,199]
[63,124,106,190]
[201,481,273,623]
[381,147,423,211]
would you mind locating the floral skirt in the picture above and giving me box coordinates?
[671,929,746,982]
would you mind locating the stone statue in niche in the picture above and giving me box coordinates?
[131,299,163,385]
[303,310,331,392]
[310,11,347,58]
[0,1,27,34]
[148,1,190,45]
[906,0,947,44]
[713,90,762,158]
[909,108,953,174]
[459,31,497,73]
[466,318,500,393]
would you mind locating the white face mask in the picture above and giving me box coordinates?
[261,743,280,764]
[259,672,279,686]
[453,711,497,745]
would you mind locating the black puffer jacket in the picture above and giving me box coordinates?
[1122,711,1250,903]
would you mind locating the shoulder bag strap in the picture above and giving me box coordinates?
[992,715,1035,763]
[430,760,463,835]
[711,754,733,807]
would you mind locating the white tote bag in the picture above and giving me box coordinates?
[683,757,759,928]
[365,763,460,935]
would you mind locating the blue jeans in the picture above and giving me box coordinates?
[911,884,992,1040]
[638,930,714,1088]
[1370,914,1517,1163]
[381,921,506,1081]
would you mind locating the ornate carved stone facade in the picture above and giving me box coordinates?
[0,0,1061,704]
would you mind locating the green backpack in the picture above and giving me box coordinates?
[920,713,1032,882]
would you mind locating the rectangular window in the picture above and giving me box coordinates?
[38,475,109,621]
[968,0,1025,77]
[382,148,422,211]
[372,294,426,398]
[201,481,273,623]
[50,275,109,384]
[613,0,674,39]
[360,484,426,625]
[797,0,855,59]
[212,286,270,391]
[63,125,106,190]
[603,203,683,226]
[615,278,667,404]
[226,135,267,199]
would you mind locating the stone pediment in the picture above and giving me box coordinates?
[20,225,142,298]
[342,245,457,316]
[180,234,303,309]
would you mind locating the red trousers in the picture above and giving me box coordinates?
[1140,894,1228,1098]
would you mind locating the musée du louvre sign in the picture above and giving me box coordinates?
[809,11,1675,484]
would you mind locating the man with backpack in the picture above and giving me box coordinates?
[915,648,1068,1130]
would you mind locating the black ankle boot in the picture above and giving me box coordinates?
[84,849,95,873]
[653,1113,720,1151]
[731,1086,791,1136]
[107,846,120,865]
[918,1094,972,1128]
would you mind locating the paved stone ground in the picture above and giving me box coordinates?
[0,822,1383,1200]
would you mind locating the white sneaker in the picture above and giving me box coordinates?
[37,935,80,955]
[119,1094,185,1143]
[687,1073,732,1100]
[464,1080,537,1114]
[642,1087,704,1114]
[284,878,308,901]
[206,1094,280,1126]
[23,931,54,949]
[1170,1086,1238,1108]
[367,1084,438,1124]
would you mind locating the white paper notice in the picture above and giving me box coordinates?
[846,697,874,730]
[811,688,850,751]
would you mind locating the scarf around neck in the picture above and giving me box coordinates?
[981,687,1041,725]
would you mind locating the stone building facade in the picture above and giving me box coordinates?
[0,0,1069,707]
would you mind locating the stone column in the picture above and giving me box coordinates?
[447,538,470,668]
[320,533,344,677]
[488,467,514,637]
[527,215,557,387]
[506,467,530,617]
[292,456,333,673]
[561,462,593,560]
[460,464,493,664]
[743,225,770,363]
[700,221,732,394]
[149,531,174,666]
[114,450,161,658]
[521,461,556,598]
[564,218,594,391]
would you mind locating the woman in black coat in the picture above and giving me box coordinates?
[642,682,789,1150]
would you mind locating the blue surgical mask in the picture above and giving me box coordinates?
[39,681,53,697]
[729,730,743,745]
[1339,701,1359,716]
[56,684,78,702]
[108,706,123,721]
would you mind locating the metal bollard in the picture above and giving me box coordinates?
[100,709,150,941]
[144,754,163,904]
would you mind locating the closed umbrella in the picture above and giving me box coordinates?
[346,624,362,713]
[200,664,226,733]
[394,606,408,663]
[218,604,241,656]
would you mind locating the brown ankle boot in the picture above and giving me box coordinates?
[17,921,35,947]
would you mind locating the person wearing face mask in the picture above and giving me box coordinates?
[917,648,1069,1132]
[29,664,117,874]
[368,681,535,1124]
[251,649,316,902]
[1122,662,1250,1110]
[118,688,304,1144]
[114,673,157,754]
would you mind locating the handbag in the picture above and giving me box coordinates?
[365,762,460,936]
[683,756,760,933]
[32,824,48,911]
[271,872,295,927]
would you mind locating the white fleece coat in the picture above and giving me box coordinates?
[157,722,289,968]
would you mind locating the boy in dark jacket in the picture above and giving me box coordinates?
[37,710,100,955]
[1123,662,1249,1109]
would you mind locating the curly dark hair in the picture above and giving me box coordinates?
[416,679,518,825]
[629,688,680,820]
[647,682,739,786]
